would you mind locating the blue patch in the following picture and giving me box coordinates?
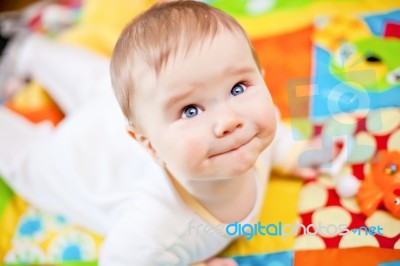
[62,244,82,261]
[309,46,400,121]
[19,218,43,237]
[364,10,400,36]
[232,250,293,266]
[377,261,400,266]
[55,215,67,224]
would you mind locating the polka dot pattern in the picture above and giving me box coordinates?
[366,211,400,238]
[395,239,400,249]
[323,116,357,137]
[366,108,400,135]
[298,183,327,213]
[297,108,400,250]
[339,229,380,248]
[348,132,376,163]
[388,129,400,151]
[312,207,352,238]
[3,207,102,265]
[340,198,361,213]
[317,174,336,188]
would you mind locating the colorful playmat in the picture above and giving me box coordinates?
[1,0,400,265]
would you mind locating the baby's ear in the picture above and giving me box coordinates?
[126,124,138,140]
[126,124,159,161]
[126,124,143,140]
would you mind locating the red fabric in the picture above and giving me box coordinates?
[298,110,400,249]
[295,247,400,266]
[384,22,400,39]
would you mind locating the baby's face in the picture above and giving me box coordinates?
[134,30,277,181]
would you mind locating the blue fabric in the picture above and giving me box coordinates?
[377,261,400,266]
[232,251,293,266]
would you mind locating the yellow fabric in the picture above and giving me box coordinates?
[239,0,400,38]
[220,174,303,256]
[80,0,153,32]
[57,0,155,56]
[0,196,27,262]
[1,201,104,263]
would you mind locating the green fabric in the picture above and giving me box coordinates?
[331,37,400,91]
[211,0,367,17]
[4,261,98,266]
[0,176,14,215]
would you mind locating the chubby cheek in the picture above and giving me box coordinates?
[259,107,277,144]
[157,128,209,176]
[251,89,277,146]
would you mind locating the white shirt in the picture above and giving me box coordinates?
[0,91,302,265]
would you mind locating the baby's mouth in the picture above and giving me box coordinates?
[210,136,254,158]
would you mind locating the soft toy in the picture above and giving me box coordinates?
[313,14,400,92]
[357,151,400,218]
[331,37,400,92]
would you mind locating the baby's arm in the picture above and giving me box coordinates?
[268,109,339,178]
[100,210,184,266]
[4,34,112,114]
[267,112,308,176]
[0,99,136,233]
[101,208,239,266]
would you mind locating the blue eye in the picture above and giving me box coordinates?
[231,83,247,96]
[181,105,202,118]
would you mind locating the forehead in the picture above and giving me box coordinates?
[136,30,257,102]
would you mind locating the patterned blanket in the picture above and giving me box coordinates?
[1,0,399,265]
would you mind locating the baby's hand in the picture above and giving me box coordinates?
[204,257,238,266]
[292,136,342,179]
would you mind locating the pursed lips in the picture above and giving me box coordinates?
[209,136,254,158]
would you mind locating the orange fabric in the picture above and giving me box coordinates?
[5,103,64,126]
[5,82,64,126]
[294,247,400,266]
[252,25,313,119]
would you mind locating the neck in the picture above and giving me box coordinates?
[180,169,257,223]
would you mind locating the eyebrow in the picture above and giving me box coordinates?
[224,65,255,76]
[163,86,197,111]
[163,65,256,110]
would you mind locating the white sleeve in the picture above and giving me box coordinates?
[0,98,149,234]
[0,102,118,233]
[17,34,112,114]
[99,209,184,266]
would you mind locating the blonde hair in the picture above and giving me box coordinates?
[110,0,260,125]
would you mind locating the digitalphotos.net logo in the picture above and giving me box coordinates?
[186,220,383,241]
[224,221,383,241]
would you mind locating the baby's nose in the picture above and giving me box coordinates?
[214,107,243,137]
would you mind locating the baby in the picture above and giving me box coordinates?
[0,1,334,265]
[107,1,322,265]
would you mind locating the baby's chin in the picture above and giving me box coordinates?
[183,139,266,180]
[182,159,257,181]
[217,152,261,178]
